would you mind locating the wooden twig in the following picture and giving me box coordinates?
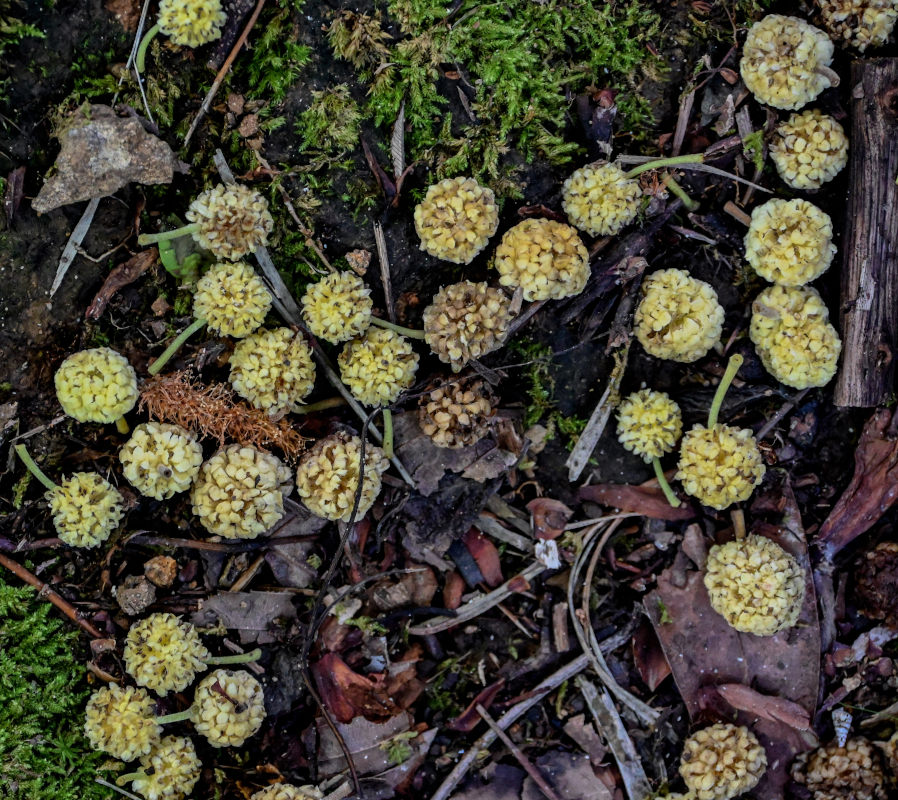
[373,220,396,323]
[51,197,102,297]
[0,551,104,639]
[183,0,266,149]
[835,59,898,407]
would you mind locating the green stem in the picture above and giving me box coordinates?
[137,222,201,247]
[115,772,145,787]
[148,318,207,376]
[663,174,699,211]
[115,417,130,435]
[293,397,347,414]
[624,153,704,179]
[205,647,262,665]
[156,709,191,725]
[369,316,427,340]
[707,353,744,428]
[134,23,161,74]
[652,457,681,508]
[382,408,394,459]
[14,445,58,492]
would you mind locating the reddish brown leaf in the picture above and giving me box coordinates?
[462,527,503,587]
[85,249,156,320]
[526,497,573,540]
[579,483,695,520]
[713,684,812,730]
[443,570,465,610]
[507,575,531,593]
[632,619,671,692]
[446,679,505,732]
[310,653,401,724]
[4,166,25,226]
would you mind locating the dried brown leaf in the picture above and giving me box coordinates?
[85,250,156,319]
[443,570,465,610]
[192,591,296,645]
[714,683,812,730]
[462,527,503,587]
[579,482,695,520]
[446,679,505,732]
[632,619,671,692]
[526,497,573,540]
[311,653,402,724]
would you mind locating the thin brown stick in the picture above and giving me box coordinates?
[0,551,104,639]
[475,703,563,800]
[183,0,266,148]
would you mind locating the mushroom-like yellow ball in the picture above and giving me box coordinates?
[422,281,513,372]
[634,269,724,363]
[186,184,274,261]
[157,0,227,47]
[84,684,161,761]
[770,109,848,190]
[190,669,266,747]
[818,0,898,52]
[229,327,316,415]
[300,271,372,344]
[493,218,589,301]
[120,422,204,500]
[792,737,888,800]
[47,472,125,548]
[704,534,806,635]
[562,162,642,236]
[744,199,835,286]
[130,736,202,800]
[750,284,841,389]
[616,389,683,463]
[676,423,766,510]
[296,432,388,522]
[413,177,499,264]
[191,445,292,539]
[55,347,138,424]
[740,15,835,109]
[193,261,272,338]
[250,784,324,800]
[123,612,211,695]
[338,327,419,406]
[418,378,495,449]
[680,723,767,800]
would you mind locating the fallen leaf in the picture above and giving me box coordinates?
[563,714,609,765]
[461,445,518,483]
[311,652,401,723]
[462,527,503,587]
[446,679,505,732]
[527,497,573,540]
[85,250,157,319]
[314,710,413,778]
[4,166,25,226]
[632,619,671,692]
[370,567,438,611]
[264,502,328,588]
[451,763,525,800]
[522,751,614,800]
[443,570,465,610]
[713,684,812,730]
[192,591,297,645]
[579,483,695,520]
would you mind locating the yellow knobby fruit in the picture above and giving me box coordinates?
[120,422,204,500]
[123,612,211,695]
[130,736,202,800]
[616,389,683,462]
[84,684,161,761]
[562,162,641,236]
[158,0,227,47]
[55,347,138,424]
[190,669,266,747]
[47,472,124,548]
[770,109,848,190]
[193,261,272,338]
[679,723,767,800]
[185,184,274,261]
[418,378,495,449]
[301,271,372,344]
[338,327,419,406]
[818,0,898,51]
[792,737,888,800]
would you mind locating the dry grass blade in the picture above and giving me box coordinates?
[391,100,406,178]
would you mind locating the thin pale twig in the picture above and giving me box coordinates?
[373,220,396,323]
[51,197,102,297]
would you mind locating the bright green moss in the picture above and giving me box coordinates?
[295,84,364,156]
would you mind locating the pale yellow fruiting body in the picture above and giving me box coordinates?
[818,0,898,52]
[123,613,211,695]
[250,784,324,800]
[84,684,161,761]
[680,723,767,800]
[704,534,806,635]
[413,177,499,264]
[616,389,683,463]
[418,379,494,449]
[422,281,513,372]
[55,347,138,424]
[296,433,388,522]
[120,422,204,500]
[740,15,835,109]
[792,737,888,800]
[186,184,274,261]
[229,328,316,415]
[770,110,849,190]
[157,0,227,47]
[561,163,642,236]
[493,218,589,301]
[191,445,292,539]
[750,285,842,389]
[193,261,272,338]
[338,328,419,406]
[47,472,125,548]
[191,669,266,747]
[744,199,835,286]
[131,736,202,800]
[676,424,766,510]
[634,269,724,363]
[300,271,372,344]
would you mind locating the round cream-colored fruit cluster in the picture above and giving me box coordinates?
[792,737,888,800]
[704,534,806,635]
[634,269,724,363]
[193,261,272,338]
[561,163,641,236]
[616,389,682,462]
[123,612,211,695]
[679,723,767,800]
[740,15,835,109]
[818,0,898,52]
[250,785,324,800]
[129,735,202,800]
[296,433,388,522]
[414,177,499,264]
[300,271,372,344]
[493,218,589,301]
[158,0,227,47]
[190,669,266,747]
[84,684,161,762]
[186,184,274,261]
[191,444,292,539]
[744,199,835,286]
[120,422,204,500]
[418,379,494,449]
[47,472,125,548]
[338,328,419,406]
[770,110,849,190]
[422,281,513,372]
[55,347,138,424]
[750,285,842,389]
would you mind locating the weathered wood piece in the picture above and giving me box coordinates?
[835,59,898,407]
